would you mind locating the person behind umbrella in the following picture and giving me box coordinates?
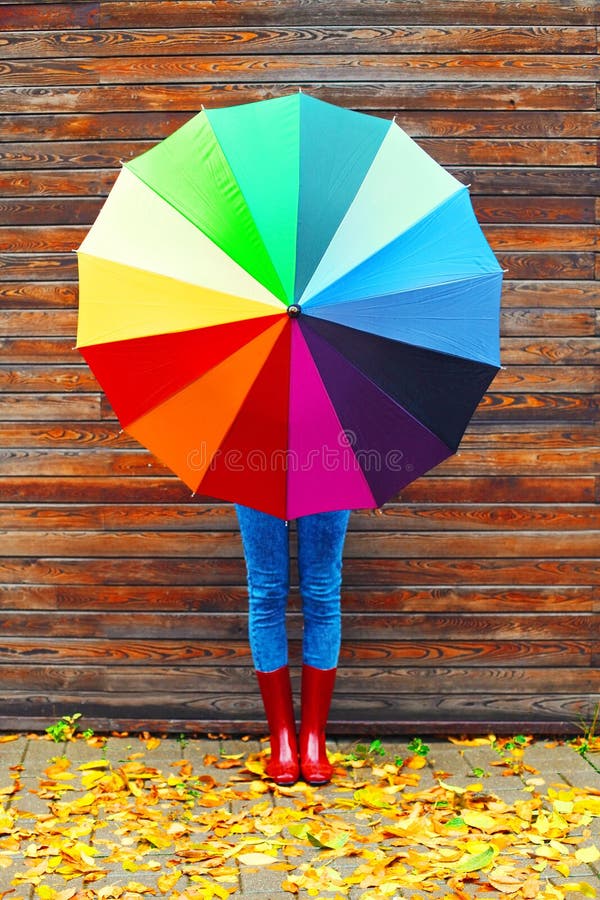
[235,504,350,785]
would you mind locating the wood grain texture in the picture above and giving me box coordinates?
[0,83,595,114]
[0,0,597,735]
[1,27,597,58]
[95,2,600,28]
[4,110,599,141]
[2,54,599,86]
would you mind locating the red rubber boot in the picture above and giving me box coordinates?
[256,666,299,785]
[299,664,337,785]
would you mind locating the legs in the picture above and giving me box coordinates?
[297,509,351,784]
[235,504,298,784]
[236,504,351,786]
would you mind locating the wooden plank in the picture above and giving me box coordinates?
[423,139,597,166]
[97,2,600,28]
[0,637,588,667]
[2,54,599,86]
[0,140,144,168]
[501,338,600,364]
[462,424,600,447]
[1,26,596,58]
[2,363,599,395]
[474,197,597,224]
[1,195,595,226]
[0,583,591,613]
[0,690,590,729]
[0,395,100,421]
[4,223,600,253]
[0,198,104,224]
[0,227,87,252]
[0,475,593,504]
[3,336,597,366]
[0,422,128,447]
[501,281,600,308]
[0,710,585,735]
[0,366,97,391]
[453,167,600,195]
[1,306,596,337]
[492,365,600,391]
[473,394,598,422]
[0,337,81,359]
[498,253,595,280]
[0,283,79,308]
[0,3,99,29]
[1,252,594,286]
[2,281,598,313]
[0,363,596,394]
[1,422,597,449]
[486,225,600,251]
[1,166,598,199]
[0,556,597,586]
[0,111,189,141]
[2,138,595,168]
[4,110,599,142]
[0,445,597,476]
[3,664,599,694]
[1,231,85,257]
[0,310,77,335]
[0,710,586,736]
[501,308,597,334]
[0,169,116,195]
[0,528,598,559]
[0,83,594,114]
[0,609,593,638]
[0,255,78,280]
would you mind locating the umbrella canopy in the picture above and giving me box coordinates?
[77,92,502,519]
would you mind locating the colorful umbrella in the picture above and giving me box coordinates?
[77,92,502,519]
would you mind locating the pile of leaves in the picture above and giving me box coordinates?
[0,727,599,900]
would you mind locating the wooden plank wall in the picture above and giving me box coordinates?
[0,0,598,735]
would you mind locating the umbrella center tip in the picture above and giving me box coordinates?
[287,304,301,318]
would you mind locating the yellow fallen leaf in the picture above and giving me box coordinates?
[354,786,393,809]
[36,888,56,900]
[78,759,110,771]
[461,809,497,832]
[487,865,537,894]
[244,758,266,776]
[145,737,161,750]
[563,884,596,898]
[157,870,182,893]
[453,845,496,872]
[0,735,20,743]
[306,830,349,850]
[575,845,600,863]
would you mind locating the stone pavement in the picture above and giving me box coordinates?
[0,730,599,899]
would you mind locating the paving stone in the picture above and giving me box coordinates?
[21,738,67,769]
[10,787,55,815]
[240,861,291,894]
[0,738,28,772]
[0,858,28,894]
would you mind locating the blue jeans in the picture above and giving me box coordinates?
[235,505,351,672]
